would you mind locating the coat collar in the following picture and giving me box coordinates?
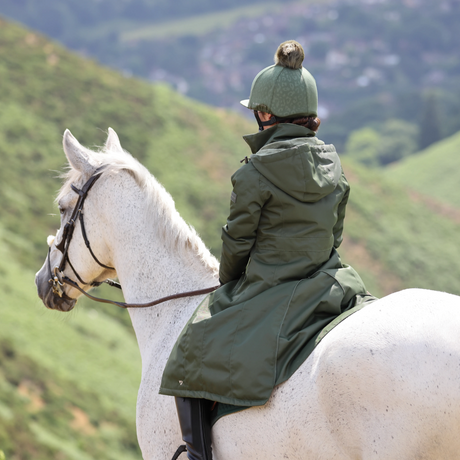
[243,124,317,154]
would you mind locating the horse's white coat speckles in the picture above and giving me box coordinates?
[36,129,460,459]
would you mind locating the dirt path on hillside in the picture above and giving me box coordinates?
[408,190,460,224]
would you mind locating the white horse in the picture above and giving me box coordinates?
[36,129,460,460]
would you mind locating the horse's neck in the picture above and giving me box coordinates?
[123,246,216,364]
[103,173,218,367]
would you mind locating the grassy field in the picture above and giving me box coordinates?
[119,0,331,42]
[121,3,284,41]
[340,159,460,297]
[0,225,142,459]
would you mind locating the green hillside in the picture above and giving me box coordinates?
[0,224,142,459]
[1,17,460,460]
[384,130,460,209]
[339,159,460,297]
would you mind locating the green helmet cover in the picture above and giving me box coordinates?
[241,41,318,118]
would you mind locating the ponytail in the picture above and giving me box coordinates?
[290,116,321,132]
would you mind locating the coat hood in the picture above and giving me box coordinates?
[243,124,342,203]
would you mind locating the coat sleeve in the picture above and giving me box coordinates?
[219,164,266,285]
[332,173,350,249]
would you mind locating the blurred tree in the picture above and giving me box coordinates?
[345,119,419,167]
[378,119,419,165]
[419,92,442,150]
[345,127,380,167]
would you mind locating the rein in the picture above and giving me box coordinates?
[49,171,219,309]
[62,276,218,309]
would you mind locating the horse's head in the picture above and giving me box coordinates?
[35,128,122,311]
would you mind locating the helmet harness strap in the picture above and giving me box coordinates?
[253,111,288,131]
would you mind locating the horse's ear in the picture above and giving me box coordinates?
[63,129,98,174]
[105,127,123,152]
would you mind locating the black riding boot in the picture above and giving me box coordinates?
[175,397,213,460]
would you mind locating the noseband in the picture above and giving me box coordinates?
[49,171,119,299]
[48,171,218,308]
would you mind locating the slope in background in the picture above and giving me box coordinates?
[1,0,459,151]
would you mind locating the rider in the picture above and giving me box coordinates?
[162,40,373,460]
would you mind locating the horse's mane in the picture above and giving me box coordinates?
[57,143,219,276]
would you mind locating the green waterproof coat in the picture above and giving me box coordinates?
[160,124,370,406]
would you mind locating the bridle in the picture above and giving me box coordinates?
[48,171,218,309]
[49,170,112,300]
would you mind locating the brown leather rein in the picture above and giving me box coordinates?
[61,276,218,309]
[48,171,219,309]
